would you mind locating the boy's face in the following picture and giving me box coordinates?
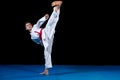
[25,22,32,31]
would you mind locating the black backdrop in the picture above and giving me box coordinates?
[0,0,119,65]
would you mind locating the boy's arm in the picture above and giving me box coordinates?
[36,14,49,28]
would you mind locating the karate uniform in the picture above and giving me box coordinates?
[30,6,60,68]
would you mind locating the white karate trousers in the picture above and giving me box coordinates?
[42,7,60,68]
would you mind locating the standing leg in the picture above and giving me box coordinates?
[40,35,54,75]
[44,38,53,69]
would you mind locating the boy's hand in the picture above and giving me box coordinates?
[45,14,49,19]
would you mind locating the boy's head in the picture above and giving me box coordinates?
[25,21,33,31]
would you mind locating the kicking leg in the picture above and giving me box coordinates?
[44,1,62,39]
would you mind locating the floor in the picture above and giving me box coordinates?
[0,65,120,80]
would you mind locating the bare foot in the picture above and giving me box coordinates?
[40,70,49,75]
[51,1,63,7]
[51,1,63,12]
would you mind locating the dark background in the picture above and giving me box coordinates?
[0,0,119,65]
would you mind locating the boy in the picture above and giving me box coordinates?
[25,1,63,75]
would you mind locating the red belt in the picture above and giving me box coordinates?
[34,28,43,41]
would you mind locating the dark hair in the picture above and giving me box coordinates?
[25,21,31,24]
[24,21,33,28]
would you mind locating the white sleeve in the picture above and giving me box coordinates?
[35,16,47,28]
